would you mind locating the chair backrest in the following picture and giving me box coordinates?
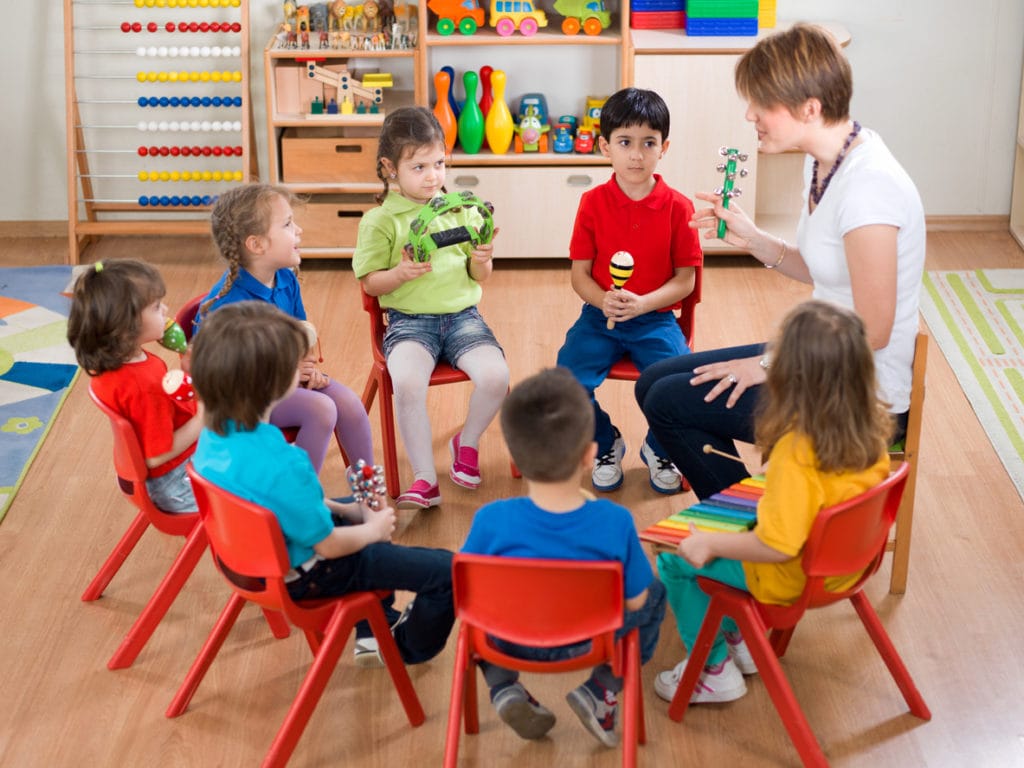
[186,465,295,609]
[359,285,387,364]
[175,294,205,342]
[88,382,194,535]
[452,553,624,671]
[796,462,910,610]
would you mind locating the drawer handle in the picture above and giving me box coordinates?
[453,175,480,187]
[567,175,593,187]
[336,210,363,218]
[334,144,363,154]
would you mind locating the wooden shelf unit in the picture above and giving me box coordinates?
[64,0,255,264]
[1010,59,1024,250]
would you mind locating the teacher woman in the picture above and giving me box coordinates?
[635,22,926,500]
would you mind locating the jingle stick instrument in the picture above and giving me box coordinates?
[606,250,634,330]
[347,460,388,510]
[714,147,748,239]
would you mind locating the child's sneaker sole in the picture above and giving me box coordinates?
[493,684,556,740]
[395,482,441,509]
[566,685,619,748]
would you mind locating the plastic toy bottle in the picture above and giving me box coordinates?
[458,70,485,154]
[478,65,493,149]
[485,69,514,155]
[433,70,458,153]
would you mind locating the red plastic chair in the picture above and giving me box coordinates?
[359,286,519,498]
[83,383,210,669]
[667,462,930,767]
[167,466,425,768]
[444,554,644,768]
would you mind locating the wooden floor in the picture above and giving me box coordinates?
[2,231,1023,767]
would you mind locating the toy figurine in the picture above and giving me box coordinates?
[714,146,749,239]
[514,104,550,153]
[574,128,594,154]
[347,460,387,510]
[582,95,607,135]
[552,123,574,153]
[606,250,634,330]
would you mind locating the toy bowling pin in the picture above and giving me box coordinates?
[485,69,514,155]
[159,318,188,353]
[441,65,461,118]
[433,70,457,154]
[162,368,195,402]
[478,65,493,149]
[458,70,484,154]
[606,250,634,330]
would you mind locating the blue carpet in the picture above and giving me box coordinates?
[0,266,80,522]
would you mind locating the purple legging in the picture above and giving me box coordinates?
[269,379,373,472]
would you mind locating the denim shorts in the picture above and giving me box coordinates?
[383,306,503,366]
[145,462,197,513]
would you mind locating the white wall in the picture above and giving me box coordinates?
[9,0,1023,222]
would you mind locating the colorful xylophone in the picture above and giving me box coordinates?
[640,476,764,548]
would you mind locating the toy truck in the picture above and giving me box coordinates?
[489,0,548,36]
[427,0,486,35]
[552,0,611,35]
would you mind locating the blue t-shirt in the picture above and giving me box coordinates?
[461,496,653,600]
[191,421,332,567]
[192,267,306,334]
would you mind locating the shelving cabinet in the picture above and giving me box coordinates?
[1011,60,1024,250]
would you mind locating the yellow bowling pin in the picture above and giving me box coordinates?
[485,70,514,155]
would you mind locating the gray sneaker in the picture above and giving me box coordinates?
[492,682,556,740]
[353,600,414,668]
[566,682,619,748]
[592,433,626,492]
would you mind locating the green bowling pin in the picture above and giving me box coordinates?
[458,70,484,155]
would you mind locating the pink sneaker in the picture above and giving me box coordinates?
[449,432,481,489]
[396,480,441,510]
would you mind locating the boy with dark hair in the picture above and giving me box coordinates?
[556,87,703,495]
[461,367,666,748]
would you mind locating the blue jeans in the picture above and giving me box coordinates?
[635,344,765,499]
[557,304,690,455]
[146,462,197,513]
[383,306,503,365]
[479,578,666,694]
[287,535,454,665]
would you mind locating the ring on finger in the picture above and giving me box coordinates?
[727,373,737,384]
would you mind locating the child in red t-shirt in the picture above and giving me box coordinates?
[556,87,703,496]
[68,259,202,512]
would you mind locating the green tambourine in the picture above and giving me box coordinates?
[406,191,495,263]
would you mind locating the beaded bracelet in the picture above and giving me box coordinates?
[765,238,787,269]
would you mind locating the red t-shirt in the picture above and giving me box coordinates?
[90,351,197,477]
[569,173,703,311]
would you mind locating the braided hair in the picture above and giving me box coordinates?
[201,183,297,318]
[374,106,446,203]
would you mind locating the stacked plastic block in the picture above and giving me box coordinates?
[685,0,759,36]
[758,0,776,28]
[631,0,686,29]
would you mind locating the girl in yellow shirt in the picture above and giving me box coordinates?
[654,300,893,704]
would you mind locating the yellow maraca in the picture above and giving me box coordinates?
[606,250,634,330]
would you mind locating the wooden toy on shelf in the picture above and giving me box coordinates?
[553,0,610,35]
[428,0,485,35]
[489,0,548,36]
[304,60,393,113]
[714,146,748,239]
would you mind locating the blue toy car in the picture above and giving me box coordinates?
[552,123,574,153]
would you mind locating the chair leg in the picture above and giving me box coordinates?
[262,609,291,640]
[378,372,401,498]
[444,629,471,768]
[850,592,931,720]
[621,630,643,768]
[165,592,246,717]
[81,512,150,601]
[107,524,208,670]
[367,599,425,726]
[667,600,725,721]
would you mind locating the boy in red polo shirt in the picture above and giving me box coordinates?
[556,87,702,495]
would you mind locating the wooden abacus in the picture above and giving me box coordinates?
[63,0,256,264]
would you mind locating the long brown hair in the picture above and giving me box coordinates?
[735,22,852,125]
[67,259,165,374]
[201,183,297,318]
[755,300,892,472]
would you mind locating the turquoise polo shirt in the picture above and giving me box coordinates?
[191,422,333,567]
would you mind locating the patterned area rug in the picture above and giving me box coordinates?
[0,266,80,522]
[920,269,1024,500]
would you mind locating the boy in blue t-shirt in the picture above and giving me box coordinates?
[461,367,666,748]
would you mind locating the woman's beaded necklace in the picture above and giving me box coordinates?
[809,121,862,205]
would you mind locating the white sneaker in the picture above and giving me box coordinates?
[654,657,747,704]
[592,432,626,492]
[353,600,415,668]
[640,440,682,494]
[725,631,757,675]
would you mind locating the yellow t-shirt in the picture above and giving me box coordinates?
[743,431,890,605]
